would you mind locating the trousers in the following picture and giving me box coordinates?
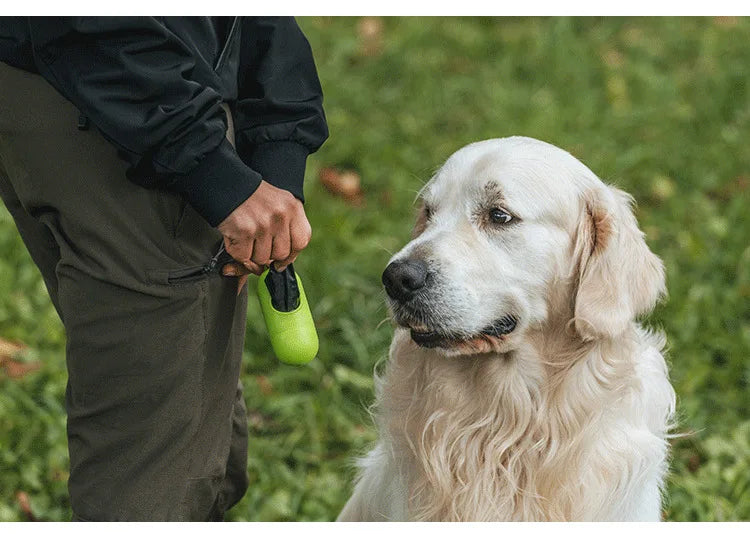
[0,61,250,521]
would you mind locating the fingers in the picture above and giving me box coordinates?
[276,209,311,271]
[270,227,292,269]
[217,181,312,277]
[274,250,298,271]
[221,263,252,294]
[250,232,273,267]
[236,274,249,295]
[223,235,255,272]
[222,261,262,277]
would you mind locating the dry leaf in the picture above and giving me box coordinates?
[706,175,749,201]
[0,337,26,358]
[0,337,40,379]
[319,167,365,206]
[357,17,384,57]
[2,359,42,379]
[255,375,273,396]
[714,16,739,28]
[16,491,36,521]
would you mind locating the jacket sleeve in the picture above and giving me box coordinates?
[232,17,329,203]
[27,16,262,227]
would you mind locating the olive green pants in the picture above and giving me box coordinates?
[0,62,250,521]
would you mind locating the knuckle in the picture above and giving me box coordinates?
[270,209,287,225]
[296,233,311,251]
[242,221,257,236]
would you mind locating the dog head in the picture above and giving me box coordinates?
[382,137,665,356]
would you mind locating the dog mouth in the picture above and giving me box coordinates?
[407,315,518,351]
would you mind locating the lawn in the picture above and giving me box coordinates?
[1,17,748,521]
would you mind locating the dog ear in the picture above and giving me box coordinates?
[572,186,666,340]
[412,202,429,238]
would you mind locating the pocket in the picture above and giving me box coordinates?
[167,264,212,285]
[153,188,187,240]
[150,242,229,285]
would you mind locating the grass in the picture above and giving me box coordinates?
[1,16,749,521]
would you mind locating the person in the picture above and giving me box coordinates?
[0,16,328,521]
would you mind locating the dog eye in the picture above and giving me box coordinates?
[489,208,512,224]
[423,204,433,220]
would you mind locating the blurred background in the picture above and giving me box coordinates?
[1,17,748,521]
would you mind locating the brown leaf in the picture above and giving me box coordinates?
[357,17,384,57]
[16,491,36,521]
[0,338,40,379]
[0,337,26,358]
[255,375,274,396]
[2,358,42,379]
[319,167,365,206]
[706,175,749,201]
[714,16,739,28]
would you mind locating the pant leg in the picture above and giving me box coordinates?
[0,61,250,521]
[0,157,63,318]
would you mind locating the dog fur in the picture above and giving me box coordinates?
[337,137,675,521]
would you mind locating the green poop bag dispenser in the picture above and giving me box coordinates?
[257,264,318,365]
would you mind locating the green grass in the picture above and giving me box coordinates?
[1,17,749,521]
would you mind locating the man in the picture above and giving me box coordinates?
[0,16,328,520]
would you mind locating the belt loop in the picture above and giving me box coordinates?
[77,113,90,131]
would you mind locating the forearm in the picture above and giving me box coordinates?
[29,16,261,226]
[233,17,329,202]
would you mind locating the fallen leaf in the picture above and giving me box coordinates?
[706,175,749,201]
[16,491,36,521]
[247,410,269,430]
[0,337,26,358]
[357,17,384,57]
[2,358,42,379]
[714,16,739,28]
[0,338,41,379]
[255,375,274,396]
[319,167,365,206]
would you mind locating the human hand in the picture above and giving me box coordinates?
[218,180,311,292]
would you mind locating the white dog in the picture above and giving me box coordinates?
[338,137,675,521]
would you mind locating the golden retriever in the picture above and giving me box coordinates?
[337,137,675,521]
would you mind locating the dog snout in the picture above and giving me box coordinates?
[382,259,429,302]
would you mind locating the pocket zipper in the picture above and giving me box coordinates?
[167,245,228,284]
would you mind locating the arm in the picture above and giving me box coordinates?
[218,17,328,277]
[27,16,261,227]
[232,17,329,202]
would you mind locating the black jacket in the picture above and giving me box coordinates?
[0,16,328,226]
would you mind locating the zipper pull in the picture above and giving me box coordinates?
[204,242,228,273]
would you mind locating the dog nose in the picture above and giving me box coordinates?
[382,259,429,302]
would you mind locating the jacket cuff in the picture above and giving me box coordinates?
[171,138,262,227]
[245,141,310,202]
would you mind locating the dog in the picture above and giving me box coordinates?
[337,137,675,521]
